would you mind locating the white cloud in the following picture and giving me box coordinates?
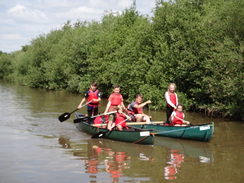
[0,0,155,53]
[118,0,132,9]
[7,4,50,24]
[56,6,103,20]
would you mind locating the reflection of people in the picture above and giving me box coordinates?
[77,82,101,119]
[85,145,101,174]
[164,150,184,180]
[127,94,151,124]
[107,105,131,131]
[86,159,99,174]
[165,83,178,124]
[105,151,129,183]
[170,104,190,126]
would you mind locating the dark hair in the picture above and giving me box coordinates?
[113,84,120,89]
[136,94,143,98]
[91,82,98,87]
[176,104,183,108]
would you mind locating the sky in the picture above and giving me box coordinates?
[0,0,156,53]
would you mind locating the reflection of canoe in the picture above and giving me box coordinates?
[75,113,155,145]
[129,122,214,142]
[89,139,155,159]
[155,137,214,162]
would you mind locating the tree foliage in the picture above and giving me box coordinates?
[0,0,243,119]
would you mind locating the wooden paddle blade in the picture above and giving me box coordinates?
[91,132,106,138]
[58,112,70,122]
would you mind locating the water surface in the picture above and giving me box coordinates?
[0,80,243,183]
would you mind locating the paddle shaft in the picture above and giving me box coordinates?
[91,111,117,119]
[173,115,192,125]
[174,115,189,123]
[73,111,117,123]
[91,118,128,138]
[92,121,164,127]
[58,101,92,122]
[148,104,151,117]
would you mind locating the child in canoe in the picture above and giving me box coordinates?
[165,83,178,124]
[127,94,151,124]
[107,105,131,131]
[104,84,126,113]
[77,82,101,118]
[170,104,190,126]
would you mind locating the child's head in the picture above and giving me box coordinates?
[135,94,143,104]
[168,83,176,93]
[113,84,120,94]
[176,104,183,112]
[116,105,123,112]
[90,82,98,91]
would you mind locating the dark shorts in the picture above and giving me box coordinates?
[128,114,136,122]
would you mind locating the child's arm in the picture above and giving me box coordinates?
[165,92,177,109]
[107,118,115,131]
[94,91,101,102]
[121,102,126,111]
[104,101,111,114]
[122,112,131,121]
[170,111,176,122]
[77,98,86,109]
[134,100,151,109]
[93,97,101,102]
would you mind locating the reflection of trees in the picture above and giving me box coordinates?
[58,136,71,149]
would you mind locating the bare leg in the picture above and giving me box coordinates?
[135,114,143,122]
[117,125,123,131]
[142,115,151,124]
[107,121,115,131]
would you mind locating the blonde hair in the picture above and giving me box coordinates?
[116,105,123,110]
[168,83,177,91]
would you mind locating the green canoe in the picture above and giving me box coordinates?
[75,113,155,145]
[128,122,214,142]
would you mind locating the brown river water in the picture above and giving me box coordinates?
[0,80,243,183]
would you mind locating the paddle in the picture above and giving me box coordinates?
[148,104,151,117]
[73,111,117,123]
[58,101,91,122]
[91,118,128,139]
[92,121,164,127]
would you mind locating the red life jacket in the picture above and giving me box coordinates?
[115,112,126,127]
[167,93,177,108]
[164,165,177,180]
[110,93,122,106]
[115,152,126,163]
[127,102,143,115]
[93,115,109,125]
[87,89,99,106]
[172,111,184,125]
[87,160,98,174]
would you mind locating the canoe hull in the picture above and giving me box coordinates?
[129,122,214,142]
[75,113,154,145]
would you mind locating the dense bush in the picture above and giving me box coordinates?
[0,0,243,119]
